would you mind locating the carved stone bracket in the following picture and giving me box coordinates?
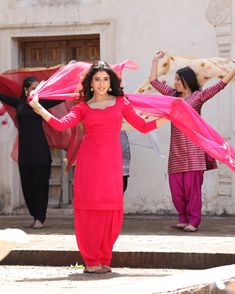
[206,0,232,57]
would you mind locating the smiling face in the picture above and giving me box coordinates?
[174,73,187,93]
[91,70,111,96]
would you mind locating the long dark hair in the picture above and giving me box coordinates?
[20,76,38,102]
[175,66,199,97]
[80,61,124,102]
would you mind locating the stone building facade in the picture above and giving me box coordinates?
[0,0,234,214]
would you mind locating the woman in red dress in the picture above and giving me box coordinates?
[29,61,166,273]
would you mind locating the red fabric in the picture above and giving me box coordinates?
[48,97,156,210]
[74,209,123,266]
[0,65,83,168]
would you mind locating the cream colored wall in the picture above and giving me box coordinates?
[0,0,234,214]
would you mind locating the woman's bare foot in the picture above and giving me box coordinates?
[184,224,198,232]
[102,265,112,272]
[33,220,44,229]
[170,223,188,230]
[83,266,108,274]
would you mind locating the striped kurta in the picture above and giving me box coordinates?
[151,79,226,174]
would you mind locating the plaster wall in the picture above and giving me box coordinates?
[0,0,234,214]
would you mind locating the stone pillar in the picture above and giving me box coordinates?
[205,0,235,213]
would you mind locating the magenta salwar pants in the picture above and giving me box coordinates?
[169,171,204,228]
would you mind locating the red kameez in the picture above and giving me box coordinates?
[47,96,156,266]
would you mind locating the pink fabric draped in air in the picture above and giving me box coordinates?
[125,93,235,172]
[30,60,140,101]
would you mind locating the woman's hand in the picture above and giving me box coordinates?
[29,94,42,114]
[222,67,235,84]
[150,51,165,81]
[29,94,52,121]
[153,51,165,62]
[156,117,168,128]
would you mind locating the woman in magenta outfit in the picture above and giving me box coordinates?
[29,61,166,274]
[150,51,235,232]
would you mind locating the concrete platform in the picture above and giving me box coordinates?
[1,213,235,269]
[1,213,235,293]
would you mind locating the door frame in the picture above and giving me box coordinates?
[0,21,115,211]
[18,34,100,67]
[5,21,115,71]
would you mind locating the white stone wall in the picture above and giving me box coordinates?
[0,0,234,214]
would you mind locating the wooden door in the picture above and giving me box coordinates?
[24,40,67,67]
[19,35,100,207]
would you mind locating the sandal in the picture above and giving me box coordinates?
[83,266,108,274]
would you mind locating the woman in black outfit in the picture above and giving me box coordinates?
[0,77,62,229]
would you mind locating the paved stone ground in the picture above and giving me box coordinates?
[1,265,235,294]
[0,266,189,294]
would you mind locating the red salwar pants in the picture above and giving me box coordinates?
[74,209,123,267]
[169,170,204,228]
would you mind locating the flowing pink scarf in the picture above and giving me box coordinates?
[30,60,140,100]
[125,93,235,172]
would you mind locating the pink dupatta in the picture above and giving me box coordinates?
[126,93,235,172]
